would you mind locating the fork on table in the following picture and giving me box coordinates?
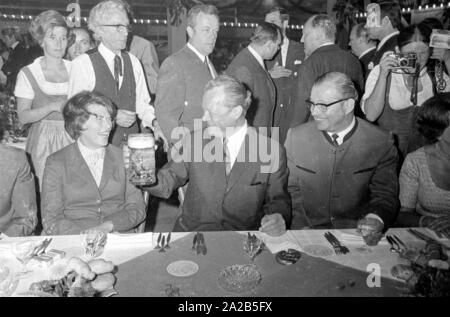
[324,232,349,255]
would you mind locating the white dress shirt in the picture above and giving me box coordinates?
[359,47,376,60]
[68,43,155,128]
[186,42,215,78]
[326,117,356,145]
[224,122,248,169]
[248,45,265,69]
[281,38,289,67]
[77,139,105,187]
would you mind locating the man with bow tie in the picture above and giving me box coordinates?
[285,72,398,238]
[68,0,162,146]
[145,75,291,235]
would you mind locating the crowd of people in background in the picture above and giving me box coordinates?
[0,0,449,241]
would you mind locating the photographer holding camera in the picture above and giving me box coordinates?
[362,24,450,162]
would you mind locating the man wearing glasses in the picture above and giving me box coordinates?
[285,72,399,240]
[68,0,163,146]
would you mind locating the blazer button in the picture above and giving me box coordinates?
[98,208,101,212]
[96,199,101,204]
[280,103,284,108]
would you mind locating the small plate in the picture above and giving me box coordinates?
[166,260,199,277]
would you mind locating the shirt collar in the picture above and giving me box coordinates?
[98,42,120,62]
[282,37,289,49]
[226,121,248,143]
[187,42,207,62]
[248,45,265,69]
[317,42,335,49]
[359,47,376,59]
[377,31,399,51]
[327,116,356,141]
[11,41,19,50]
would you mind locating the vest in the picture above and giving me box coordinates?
[88,48,138,146]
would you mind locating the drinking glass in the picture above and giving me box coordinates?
[10,240,35,275]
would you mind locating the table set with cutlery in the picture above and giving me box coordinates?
[1,228,449,297]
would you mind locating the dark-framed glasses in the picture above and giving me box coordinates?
[99,24,132,33]
[87,111,115,124]
[306,97,353,112]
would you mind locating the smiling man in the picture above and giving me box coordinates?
[285,72,399,234]
[155,4,220,147]
[68,0,161,146]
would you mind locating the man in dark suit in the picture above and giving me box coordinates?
[365,1,401,69]
[291,14,364,127]
[285,72,398,234]
[155,4,219,146]
[0,111,37,236]
[349,23,376,79]
[1,27,30,93]
[264,6,305,144]
[227,22,280,134]
[146,75,291,235]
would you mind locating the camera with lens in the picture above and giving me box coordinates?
[390,52,417,69]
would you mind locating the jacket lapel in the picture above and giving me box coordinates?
[99,145,115,192]
[73,143,100,194]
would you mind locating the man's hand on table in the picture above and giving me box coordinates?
[259,213,286,236]
[357,216,384,246]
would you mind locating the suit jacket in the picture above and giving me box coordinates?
[129,35,159,95]
[285,118,399,229]
[290,44,364,127]
[0,144,37,236]
[359,47,376,79]
[227,47,276,131]
[1,41,30,92]
[146,126,291,232]
[265,40,305,144]
[155,44,217,144]
[41,143,146,235]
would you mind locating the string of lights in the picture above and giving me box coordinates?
[0,13,303,29]
[356,2,450,18]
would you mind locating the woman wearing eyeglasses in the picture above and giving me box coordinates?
[41,91,145,235]
[14,10,73,190]
[362,23,450,163]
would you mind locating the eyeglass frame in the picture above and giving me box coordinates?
[86,110,115,124]
[305,97,354,113]
[99,24,132,33]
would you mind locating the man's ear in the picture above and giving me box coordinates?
[381,16,391,28]
[186,25,194,39]
[344,99,355,114]
[232,105,243,119]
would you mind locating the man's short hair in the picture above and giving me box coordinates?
[88,0,127,35]
[310,14,336,41]
[63,91,117,140]
[353,23,371,42]
[187,4,219,28]
[29,10,67,45]
[1,27,22,42]
[313,72,358,102]
[204,75,252,112]
[250,22,281,46]
[266,6,289,22]
[378,1,401,29]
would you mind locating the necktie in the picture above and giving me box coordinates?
[331,133,339,147]
[204,56,215,79]
[223,138,231,177]
[114,55,122,91]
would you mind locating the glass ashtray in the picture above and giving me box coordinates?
[81,231,107,258]
[218,264,261,293]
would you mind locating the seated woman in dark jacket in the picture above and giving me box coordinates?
[41,91,145,235]
[398,94,450,238]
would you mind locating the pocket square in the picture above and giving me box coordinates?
[294,60,302,65]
